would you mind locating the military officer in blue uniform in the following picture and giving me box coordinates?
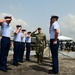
[26,31,31,61]
[13,25,22,66]
[49,16,60,74]
[18,29,26,63]
[0,16,12,72]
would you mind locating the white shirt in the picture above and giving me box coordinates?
[14,31,22,42]
[21,35,26,43]
[26,35,31,43]
[50,21,60,39]
[1,22,12,38]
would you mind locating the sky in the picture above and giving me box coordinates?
[0,0,75,40]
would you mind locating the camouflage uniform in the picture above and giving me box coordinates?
[32,31,46,64]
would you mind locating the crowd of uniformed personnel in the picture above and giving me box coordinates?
[0,15,60,74]
[0,16,46,72]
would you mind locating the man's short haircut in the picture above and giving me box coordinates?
[16,25,22,28]
[4,16,12,20]
[22,29,26,31]
[27,31,31,34]
[38,27,41,30]
[50,15,59,21]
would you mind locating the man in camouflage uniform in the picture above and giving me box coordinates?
[32,28,46,64]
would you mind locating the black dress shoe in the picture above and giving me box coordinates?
[13,63,21,66]
[6,67,12,70]
[48,70,54,74]
[19,61,23,63]
[26,59,30,61]
[13,63,18,66]
[0,68,7,72]
[48,70,58,74]
[54,72,58,74]
[17,63,21,65]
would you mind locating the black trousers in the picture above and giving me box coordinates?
[0,36,10,69]
[18,42,25,62]
[26,43,30,60]
[50,39,59,73]
[13,41,21,64]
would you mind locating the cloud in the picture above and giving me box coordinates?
[0,13,30,30]
[59,14,75,39]
[0,13,75,40]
